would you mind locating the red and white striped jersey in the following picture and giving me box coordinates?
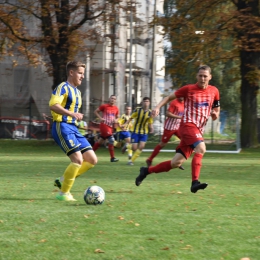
[99,103,119,127]
[175,84,220,133]
[164,99,184,131]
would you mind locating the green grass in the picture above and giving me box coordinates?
[0,140,260,260]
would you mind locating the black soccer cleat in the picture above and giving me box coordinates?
[110,157,119,162]
[179,165,185,170]
[190,181,208,193]
[135,167,149,186]
[54,178,62,189]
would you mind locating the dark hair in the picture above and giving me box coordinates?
[66,61,85,76]
[143,97,150,101]
[198,65,211,74]
[110,94,117,98]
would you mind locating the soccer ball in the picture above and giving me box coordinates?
[84,186,105,205]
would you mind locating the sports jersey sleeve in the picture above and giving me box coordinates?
[167,101,176,113]
[148,116,153,124]
[174,85,189,98]
[130,109,138,119]
[212,88,220,107]
[49,83,67,106]
[99,104,106,112]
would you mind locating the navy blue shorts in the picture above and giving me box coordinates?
[131,132,148,143]
[52,122,92,156]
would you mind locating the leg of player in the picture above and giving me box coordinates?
[75,149,98,178]
[127,142,137,165]
[190,142,207,193]
[136,153,185,186]
[92,137,104,151]
[146,137,184,170]
[108,135,119,162]
[146,143,164,166]
[56,151,83,201]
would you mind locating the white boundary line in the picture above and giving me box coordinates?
[142,149,242,154]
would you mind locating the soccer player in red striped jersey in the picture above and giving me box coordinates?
[135,65,220,193]
[146,98,184,169]
[92,95,120,162]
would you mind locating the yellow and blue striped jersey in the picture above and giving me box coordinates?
[49,81,82,125]
[131,107,153,134]
[116,114,132,132]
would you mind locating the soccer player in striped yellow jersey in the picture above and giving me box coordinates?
[124,97,154,165]
[115,106,133,162]
[49,61,97,202]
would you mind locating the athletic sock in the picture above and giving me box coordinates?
[92,142,100,151]
[191,153,203,181]
[76,161,95,177]
[149,160,172,173]
[108,143,115,158]
[127,143,132,159]
[148,144,162,161]
[61,162,81,193]
[131,149,141,162]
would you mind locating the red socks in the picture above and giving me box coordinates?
[92,142,100,151]
[148,144,162,161]
[108,143,115,159]
[191,153,203,181]
[149,160,172,173]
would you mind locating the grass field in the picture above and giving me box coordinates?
[0,140,259,260]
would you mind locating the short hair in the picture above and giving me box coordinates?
[66,61,85,75]
[143,97,150,101]
[198,65,211,74]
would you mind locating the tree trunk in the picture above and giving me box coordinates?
[51,58,67,90]
[240,51,259,148]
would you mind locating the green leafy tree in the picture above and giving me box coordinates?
[161,0,260,148]
[0,0,105,89]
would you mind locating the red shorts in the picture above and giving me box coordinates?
[161,129,180,143]
[176,123,203,159]
[99,123,113,139]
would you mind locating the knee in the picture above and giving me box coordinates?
[73,158,84,165]
[91,157,98,165]
[171,161,182,168]
[108,135,115,145]
[171,157,185,168]
[89,154,98,165]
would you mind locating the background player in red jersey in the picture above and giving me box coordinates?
[135,65,220,193]
[92,95,120,162]
[146,98,185,170]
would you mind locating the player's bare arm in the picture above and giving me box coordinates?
[211,107,220,121]
[149,123,154,134]
[152,93,176,117]
[122,117,132,128]
[113,114,120,123]
[50,103,83,120]
[166,111,182,119]
[94,108,105,122]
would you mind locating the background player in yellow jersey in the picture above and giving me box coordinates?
[124,97,154,166]
[115,106,133,163]
[49,61,97,201]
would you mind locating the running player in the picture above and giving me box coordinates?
[49,61,98,201]
[135,65,220,193]
[125,97,154,166]
[92,95,120,162]
[146,98,185,170]
[115,106,133,163]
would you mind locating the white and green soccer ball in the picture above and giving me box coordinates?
[84,186,105,205]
